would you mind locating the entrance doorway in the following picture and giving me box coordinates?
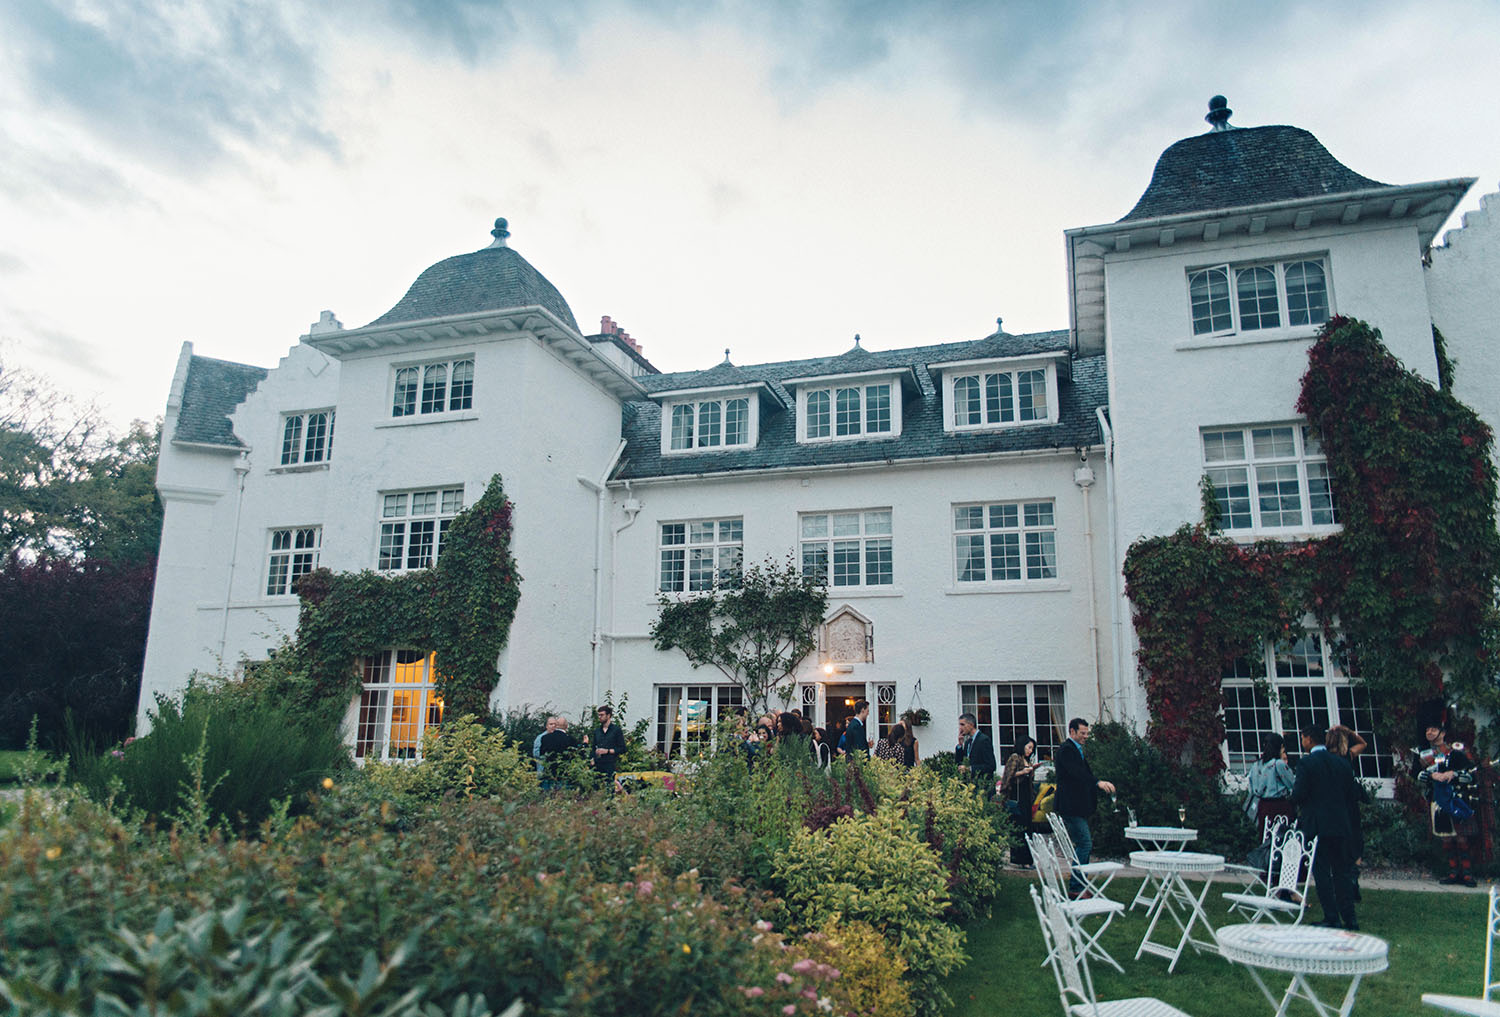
[824,683,865,750]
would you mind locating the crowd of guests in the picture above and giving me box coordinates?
[530,704,627,789]
[731,699,924,770]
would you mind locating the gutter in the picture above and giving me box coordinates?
[1095,405,1126,722]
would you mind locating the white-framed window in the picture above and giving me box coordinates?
[800,510,893,588]
[279,411,334,466]
[354,650,445,761]
[949,368,1050,430]
[667,396,752,452]
[801,383,894,442]
[1203,424,1338,535]
[1188,257,1330,337]
[1221,631,1392,783]
[959,682,1067,761]
[954,500,1057,583]
[655,684,745,756]
[265,526,321,596]
[377,487,464,570]
[659,518,743,593]
[392,357,474,417]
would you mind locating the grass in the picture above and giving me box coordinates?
[946,874,1489,1017]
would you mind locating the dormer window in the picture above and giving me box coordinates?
[804,383,892,440]
[788,369,908,444]
[934,355,1062,433]
[669,397,751,451]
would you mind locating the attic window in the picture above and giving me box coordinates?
[667,397,751,451]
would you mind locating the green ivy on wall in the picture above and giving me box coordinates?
[1124,316,1500,780]
[290,474,521,719]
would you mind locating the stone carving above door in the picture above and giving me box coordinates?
[821,604,873,663]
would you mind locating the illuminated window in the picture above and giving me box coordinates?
[354,650,445,761]
[655,684,744,756]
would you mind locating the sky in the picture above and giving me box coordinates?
[2,0,1498,430]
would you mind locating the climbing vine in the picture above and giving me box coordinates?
[290,474,521,719]
[1124,316,1500,781]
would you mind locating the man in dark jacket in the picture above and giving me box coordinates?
[589,705,627,789]
[955,712,997,788]
[1055,717,1116,897]
[1291,723,1361,929]
[843,700,871,758]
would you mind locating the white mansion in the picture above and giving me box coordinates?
[139,99,1498,778]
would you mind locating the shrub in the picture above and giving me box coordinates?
[1083,721,1254,861]
[361,715,538,802]
[69,684,349,830]
[773,809,965,1017]
[890,764,1008,920]
[805,921,910,1017]
[1360,795,1439,870]
[488,704,553,747]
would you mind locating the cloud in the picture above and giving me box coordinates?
[0,127,137,206]
[0,1,337,175]
[0,253,26,276]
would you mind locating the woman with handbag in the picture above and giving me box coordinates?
[1000,737,1039,867]
[1245,733,1296,841]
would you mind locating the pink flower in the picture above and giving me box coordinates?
[637,881,654,896]
[782,1006,797,1015]
[792,958,815,973]
[801,988,818,999]
[755,920,774,932]
[776,972,793,984]
[742,987,765,998]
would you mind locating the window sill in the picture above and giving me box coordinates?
[1176,326,1322,352]
[823,586,903,598]
[946,581,1070,595]
[377,411,479,429]
[663,444,754,455]
[268,463,330,475]
[1224,526,1341,543]
[945,419,1057,435]
[798,432,900,445]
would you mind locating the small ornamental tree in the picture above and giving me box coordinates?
[651,555,827,714]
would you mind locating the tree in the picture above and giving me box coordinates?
[650,555,828,713]
[0,352,162,562]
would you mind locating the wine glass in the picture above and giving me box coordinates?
[1177,805,1187,825]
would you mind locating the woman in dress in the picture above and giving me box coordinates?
[897,721,919,768]
[874,722,906,763]
[1000,736,1039,867]
[1245,732,1296,841]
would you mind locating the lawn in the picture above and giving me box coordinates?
[946,874,1487,1017]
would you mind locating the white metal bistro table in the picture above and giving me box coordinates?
[1217,923,1388,1017]
[1131,850,1223,973]
[1124,826,1198,912]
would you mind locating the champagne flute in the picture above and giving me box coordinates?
[1177,805,1187,825]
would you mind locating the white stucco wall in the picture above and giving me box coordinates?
[1099,218,1440,725]
[1428,190,1500,457]
[605,449,1112,748]
[140,325,629,730]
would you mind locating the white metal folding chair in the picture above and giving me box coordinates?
[1029,832,1126,974]
[1222,828,1317,925]
[1222,815,1290,896]
[1030,884,1196,1017]
[1424,884,1500,1015]
[1048,812,1123,900]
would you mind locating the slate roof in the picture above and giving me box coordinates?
[173,355,268,447]
[365,245,580,332]
[618,331,1106,480]
[1120,125,1388,222]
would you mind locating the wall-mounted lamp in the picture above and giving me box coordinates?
[844,698,855,706]
[822,663,834,676]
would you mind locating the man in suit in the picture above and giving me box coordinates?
[843,699,871,758]
[955,712,998,788]
[1291,723,1360,930]
[1055,717,1116,898]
